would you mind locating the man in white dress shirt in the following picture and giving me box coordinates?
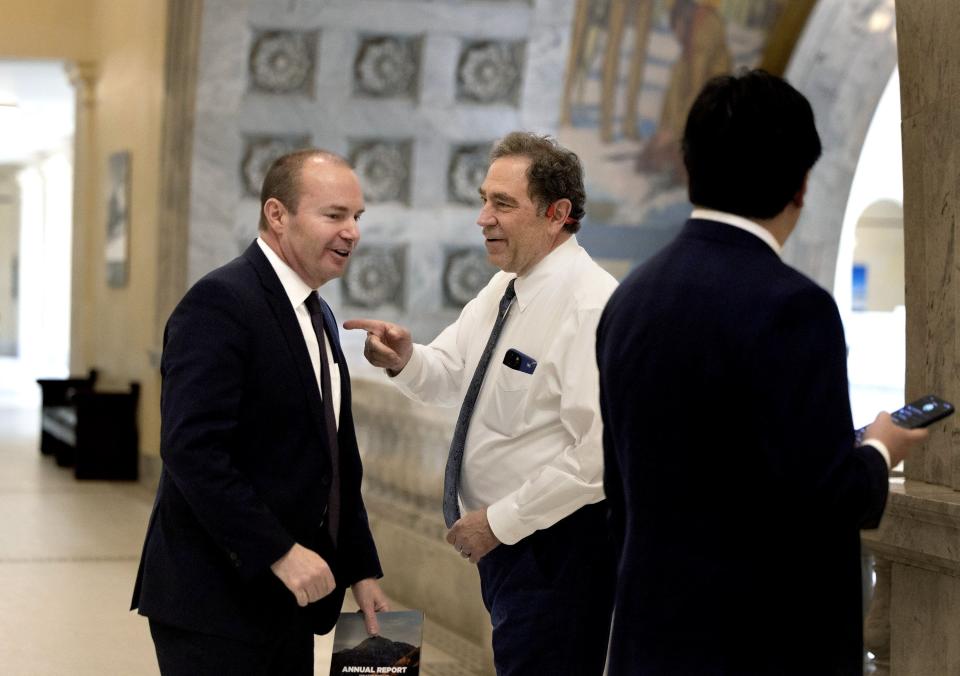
[345,132,618,675]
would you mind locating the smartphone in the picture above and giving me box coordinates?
[854,394,955,445]
[503,348,537,375]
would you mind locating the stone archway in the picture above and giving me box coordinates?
[783,0,897,292]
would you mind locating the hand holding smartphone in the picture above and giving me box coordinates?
[854,394,954,445]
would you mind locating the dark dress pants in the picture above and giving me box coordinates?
[149,618,314,676]
[477,502,616,676]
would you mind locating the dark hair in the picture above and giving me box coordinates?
[682,69,822,220]
[258,148,350,231]
[490,132,586,234]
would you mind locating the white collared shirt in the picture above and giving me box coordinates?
[391,236,618,544]
[256,238,340,426]
[691,208,782,257]
[687,211,891,469]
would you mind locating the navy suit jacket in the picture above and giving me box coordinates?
[132,242,381,643]
[597,219,889,675]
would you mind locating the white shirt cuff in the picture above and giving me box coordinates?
[387,343,424,385]
[485,498,531,546]
[862,437,892,470]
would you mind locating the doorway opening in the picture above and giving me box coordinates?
[833,67,904,429]
[0,59,75,404]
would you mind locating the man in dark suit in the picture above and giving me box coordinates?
[132,149,388,675]
[597,70,927,675]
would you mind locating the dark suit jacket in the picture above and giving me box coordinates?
[597,219,889,675]
[132,242,381,643]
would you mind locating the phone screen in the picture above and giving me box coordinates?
[854,394,954,445]
[891,395,955,429]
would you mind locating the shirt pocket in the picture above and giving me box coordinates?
[488,363,534,433]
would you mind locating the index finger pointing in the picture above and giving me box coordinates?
[343,318,385,333]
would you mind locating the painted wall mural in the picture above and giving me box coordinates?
[558,0,795,258]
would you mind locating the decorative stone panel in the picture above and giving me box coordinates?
[348,139,412,204]
[189,0,565,343]
[248,29,317,96]
[240,134,311,197]
[353,34,421,99]
[448,143,492,205]
[343,245,406,309]
[456,40,525,105]
[443,248,496,308]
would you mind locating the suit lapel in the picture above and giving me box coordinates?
[242,243,329,444]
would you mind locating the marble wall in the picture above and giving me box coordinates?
[184,0,896,356]
[188,0,577,353]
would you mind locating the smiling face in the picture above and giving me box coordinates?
[262,156,364,288]
[477,155,564,276]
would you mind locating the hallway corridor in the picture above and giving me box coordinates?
[0,360,353,674]
[0,359,489,675]
[0,364,161,674]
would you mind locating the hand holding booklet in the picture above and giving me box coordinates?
[328,610,423,676]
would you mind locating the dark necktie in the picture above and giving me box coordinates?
[443,278,517,528]
[304,292,340,546]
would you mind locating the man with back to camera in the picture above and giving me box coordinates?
[131,149,388,675]
[344,132,618,675]
[597,68,928,675]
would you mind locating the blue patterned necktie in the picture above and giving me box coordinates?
[443,278,517,528]
[304,292,341,546]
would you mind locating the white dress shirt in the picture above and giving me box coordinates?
[691,208,782,256]
[391,236,618,544]
[256,238,340,426]
[688,209,892,469]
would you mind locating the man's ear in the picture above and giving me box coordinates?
[546,198,572,234]
[263,197,286,232]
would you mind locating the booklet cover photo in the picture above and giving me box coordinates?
[328,610,423,675]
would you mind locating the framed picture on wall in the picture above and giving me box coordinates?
[106,150,131,288]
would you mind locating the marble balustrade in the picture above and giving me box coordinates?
[351,377,495,671]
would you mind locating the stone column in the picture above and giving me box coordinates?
[154,0,202,356]
[860,2,960,673]
[65,61,97,374]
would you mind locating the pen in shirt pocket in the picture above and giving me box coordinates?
[503,348,537,374]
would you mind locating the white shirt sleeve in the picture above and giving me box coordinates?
[390,298,479,408]
[485,306,607,544]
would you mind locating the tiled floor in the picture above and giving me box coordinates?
[0,359,488,675]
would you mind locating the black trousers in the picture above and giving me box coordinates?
[149,618,314,676]
[477,502,616,676]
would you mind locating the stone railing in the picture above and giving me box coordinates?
[351,376,495,672]
[861,479,960,674]
[863,549,891,675]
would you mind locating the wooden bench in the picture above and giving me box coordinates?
[37,369,98,463]
[37,372,140,481]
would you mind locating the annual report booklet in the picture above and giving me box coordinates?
[328,609,423,675]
